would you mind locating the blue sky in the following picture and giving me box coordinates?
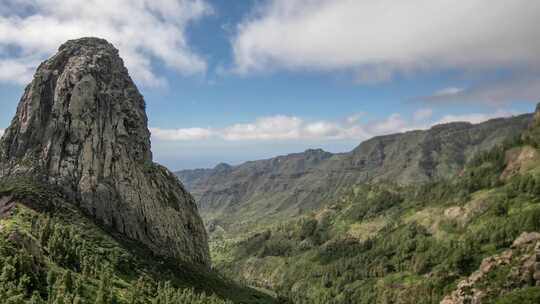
[1,0,540,170]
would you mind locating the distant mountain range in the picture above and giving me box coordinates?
[210,103,540,303]
[177,114,532,234]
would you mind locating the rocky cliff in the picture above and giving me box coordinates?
[177,115,531,233]
[0,38,210,266]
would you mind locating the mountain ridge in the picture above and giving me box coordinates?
[206,102,540,303]
[177,114,532,234]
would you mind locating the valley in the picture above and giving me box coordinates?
[177,114,532,237]
[1,38,539,303]
[0,5,538,303]
[179,108,540,303]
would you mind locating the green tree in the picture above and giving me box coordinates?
[29,291,45,304]
[94,272,110,304]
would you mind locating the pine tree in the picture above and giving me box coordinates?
[5,294,25,304]
[29,291,45,304]
[128,277,144,304]
[111,293,119,304]
[46,269,56,304]
[61,271,74,293]
[94,272,110,304]
[40,216,53,247]
[0,260,16,283]
[53,293,66,304]
[74,276,84,297]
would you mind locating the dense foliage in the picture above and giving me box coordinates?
[212,139,540,303]
[0,178,273,304]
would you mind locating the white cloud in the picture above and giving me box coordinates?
[0,0,212,86]
[304,121,340,138]
[0,129,4,137]
[151,108,522,143]
[434,87,464,97]
[150,127,213,141]
[369,113,411,134]
[0,57,39,84]
[232,0,540,84]
[222,115,303,140]
[151,112,431,142]
[436,110,514,125]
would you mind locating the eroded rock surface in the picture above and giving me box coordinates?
[0,37,209,266]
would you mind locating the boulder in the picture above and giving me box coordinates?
[512,232,540,248]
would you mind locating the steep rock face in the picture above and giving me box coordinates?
[0,38,209,266]
[177,115,531,232]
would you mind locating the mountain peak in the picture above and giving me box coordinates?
[1,36,153,168]
[304,148,327,154]
[59,37,115,50]
[0,38,210,266]
[214,162,232,171]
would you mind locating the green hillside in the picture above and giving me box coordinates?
[210,136,540,303]
[177,115,532,237]
[0,177,274,304]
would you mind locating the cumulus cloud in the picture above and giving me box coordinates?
[0,129,4,137]
[151,108,521,143]
[232,0,540,87]
[151,112,453,142]
[222,115,302,140]
[150,127,213,141]
[151,115,365,142]
[0,57,40,84]
[0,0,212,86]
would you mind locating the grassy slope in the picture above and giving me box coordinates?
[211,141,540,303]
[0,177,275,304]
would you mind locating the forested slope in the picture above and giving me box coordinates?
[178,115,532,237]
[210,122,540,303]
